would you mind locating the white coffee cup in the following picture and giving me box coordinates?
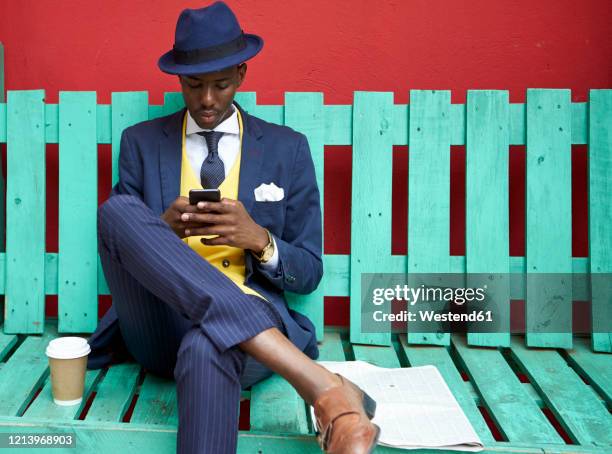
[45,337,91,406]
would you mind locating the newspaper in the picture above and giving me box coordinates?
[311,361,484,451]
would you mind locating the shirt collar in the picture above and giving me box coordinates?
[186,103,238,135]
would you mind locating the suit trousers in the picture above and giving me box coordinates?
[95,194,288,454]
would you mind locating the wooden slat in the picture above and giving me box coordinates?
[0,252,592,300]
[324,105,352,145]
[508,102,590,146]
[130,373,178,426]
[322,254,350,296]
[234,91,257,112]
[572,102,588,145]
[588,89,612,352]
[250,90,324,431]
[44,104,58,143]
[0,100,593,148]
[250,374,309,434]
[0,43,5,256]
[319,255,590,300]
[58,92,98,333]
[452,336,562,444]
[0,417,179,453]
[350,92,394,346]
[0,147,5,258]
[407,90,451,345]
[148,105,164,120]
[284,92,325,341]
[316,331,346,362]
[464,377,606,411]
[5,90,46,333]
[252,105,284,124]
[1,413,611,453]
[465,90,511,347]
[111,92,149,186]
[525,89,572,348]
[400,335,494,442]
[352,344,400,368]
[566,337,612,406]
[450,104,465,145]
[0,103,5,143]
[162,92,184,116]
[0,327,17,360]
[0,414,536,454]
[23,369,103,420]
[84,363,141,422]
[510,338,612,445]
[98,93,148,294]
[97,254,110,295]
[509,103,525,146]
[319,100,589,147]
[0,327,57,416]
[391,104,408,144]
[45,253,58,295]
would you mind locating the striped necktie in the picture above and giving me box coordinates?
[197,131,225,189]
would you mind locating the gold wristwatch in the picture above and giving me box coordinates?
[253,229,275,263]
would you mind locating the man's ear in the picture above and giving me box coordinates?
[236,63,247,88]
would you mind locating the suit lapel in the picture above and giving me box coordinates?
[159,108,185,211]
[235,102,264,215]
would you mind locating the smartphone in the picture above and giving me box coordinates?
[189,189,221,205]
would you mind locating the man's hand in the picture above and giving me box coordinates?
[168,197,269,253]
[161,196,207,239]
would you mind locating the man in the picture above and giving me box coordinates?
[87,2,380,453]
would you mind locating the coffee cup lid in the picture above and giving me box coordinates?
[45,337,91,359]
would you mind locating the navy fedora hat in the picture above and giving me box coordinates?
[158,1,263,75]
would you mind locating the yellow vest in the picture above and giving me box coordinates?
[179,109,265,300]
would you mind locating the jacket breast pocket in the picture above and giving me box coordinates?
[252,201,285,230]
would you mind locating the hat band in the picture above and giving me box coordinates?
[173,33,247,65]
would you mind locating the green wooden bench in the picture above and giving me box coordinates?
[0,43,610,452]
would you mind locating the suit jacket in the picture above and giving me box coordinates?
[92,102,322,364]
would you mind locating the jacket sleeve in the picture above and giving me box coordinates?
[253,133,323,294]
[109,128,144,199]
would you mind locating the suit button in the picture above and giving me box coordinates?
[286,275,295,283]
[222,259,230,268]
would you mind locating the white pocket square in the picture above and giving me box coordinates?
[254,182,284,202]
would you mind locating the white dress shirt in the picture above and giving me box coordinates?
[185,103,279,271]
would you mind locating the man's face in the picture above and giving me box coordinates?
[179,63,247,130]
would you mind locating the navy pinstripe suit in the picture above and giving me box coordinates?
[87,102,322,453]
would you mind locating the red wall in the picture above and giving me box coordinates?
[0,0,610,324]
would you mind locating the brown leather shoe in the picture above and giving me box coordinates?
[313,374,381,454]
